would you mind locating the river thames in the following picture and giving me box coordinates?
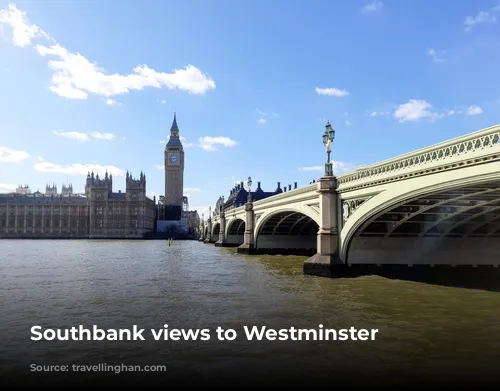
[1,239,500,386]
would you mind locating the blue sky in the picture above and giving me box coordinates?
[1,0,500,216]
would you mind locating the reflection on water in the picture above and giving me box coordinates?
[1,240,500,386]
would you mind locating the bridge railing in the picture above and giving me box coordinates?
[251,183,317,207]
[337,124,500,188]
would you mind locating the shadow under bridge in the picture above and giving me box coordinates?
[226,218,245,246]
[255,211,318,255]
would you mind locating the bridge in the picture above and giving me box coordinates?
[198,124,500,277]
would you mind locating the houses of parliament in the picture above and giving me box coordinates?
[0,114,199,239]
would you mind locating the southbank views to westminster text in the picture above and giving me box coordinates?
[30,324,380,342]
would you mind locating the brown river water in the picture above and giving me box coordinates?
[1,239,499,386]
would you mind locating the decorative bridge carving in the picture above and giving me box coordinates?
[338,125,500,186]
[342,197,372,223]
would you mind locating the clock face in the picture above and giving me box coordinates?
[168,153,179,164]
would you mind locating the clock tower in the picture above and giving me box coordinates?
[164,113,185,212]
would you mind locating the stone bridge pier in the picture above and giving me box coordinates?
[203,207,216,243]
[303,175,344,277]
[214,210,225,246]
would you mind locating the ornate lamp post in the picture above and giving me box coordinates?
[322,121,335,177]
[247,176,252,202]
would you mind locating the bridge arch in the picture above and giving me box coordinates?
[212,222,220,238]
[255,207,319,253]
[225,218,245,246]
[341,162,500,266]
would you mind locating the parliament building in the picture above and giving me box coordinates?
[0,114,194,239]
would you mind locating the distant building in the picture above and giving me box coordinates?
[15,185,31,195]
[186,210,200,237]
[0,172,155,239]
[214,181,290,214]
[61,184,73,196]
[45,184,57,196]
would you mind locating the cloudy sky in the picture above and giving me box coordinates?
[1,0,499,216]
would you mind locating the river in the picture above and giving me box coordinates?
[1,239,499,386]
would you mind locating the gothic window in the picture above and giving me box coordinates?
[132,207,138,216]
[96,207,103,215]
[131,220,137,228]
[96,219,103,228]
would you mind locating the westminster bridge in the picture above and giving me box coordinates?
[198,124,500,276]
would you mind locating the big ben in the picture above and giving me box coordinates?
[164,113,184,219]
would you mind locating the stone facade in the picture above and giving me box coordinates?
[0,171,156,239]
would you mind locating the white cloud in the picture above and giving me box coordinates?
[53,130,116,141]
[299,161,352,174]
[256,109,279,117]
[464,5,500,32]
[256,109,278,125]
[369,111,390,117]
[426,48,445,63]
[35,43,216,99]
[155,164,164,170]
[393,99,442,122]
[344,119,351,126]
[106,98,122,106]
[0,4,216,99]
[315,87,349,97]
[0,146,30,162]
[373,102,483,121]
[90,132,115,140]
[0,3,53,47]
[361,1,383,14]
[160,100,166,104]
[466,105,483,115]
[53,130,89,141]
[0,183,17,193]
[184,187,201,192]
[34,158,125,176]
[299,166,323,172]
[198,136,238,152]
[180,136,194,148]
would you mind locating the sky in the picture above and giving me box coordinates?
[1,0,500,217]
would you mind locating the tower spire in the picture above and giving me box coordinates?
[166,112,181,147]
[170,112,178,133]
